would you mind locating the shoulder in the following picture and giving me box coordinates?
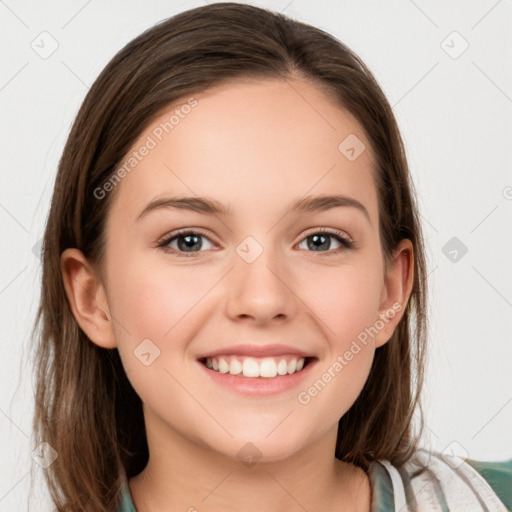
[117,477,137,512]
[465,457,512,510]
[368,448,512,511]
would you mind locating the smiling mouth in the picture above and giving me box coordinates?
[198,355,315,378]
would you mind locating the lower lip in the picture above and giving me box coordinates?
[196,359,317,396]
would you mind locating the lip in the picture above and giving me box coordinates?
[196,356,317,396]
[195,343,314,359]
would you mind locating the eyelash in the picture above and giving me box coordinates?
[156,228,355,258]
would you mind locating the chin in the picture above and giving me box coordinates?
[203,430,312,467]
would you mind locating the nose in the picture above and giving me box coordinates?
[224,244,298,325]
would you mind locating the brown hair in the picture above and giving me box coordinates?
[32,3,428,510]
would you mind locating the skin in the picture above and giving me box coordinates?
[61,76,414,511]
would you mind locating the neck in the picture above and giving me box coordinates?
[128,411,371,512]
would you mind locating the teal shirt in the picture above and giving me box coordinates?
[117,451,512,511]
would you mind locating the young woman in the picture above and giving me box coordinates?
[32,3,511,511]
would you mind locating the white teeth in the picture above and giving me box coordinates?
[259,358,277,378]
[277,359,288,376]
[229,356,242,375]
[242,358,260,377]
[218,357,229,374]
[287,359,297,374]
[203,355,307,378]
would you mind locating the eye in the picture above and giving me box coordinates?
[297,228,354,254]
[157,227,354,258]
[157,229,215,257]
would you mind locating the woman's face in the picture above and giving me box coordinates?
[82,77,410,462]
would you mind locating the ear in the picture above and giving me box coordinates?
[60,248,117,349]
[373,239,414,348]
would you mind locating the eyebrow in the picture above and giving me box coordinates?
[136,194,371,224]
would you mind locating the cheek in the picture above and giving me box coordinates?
[297,257,384,347]
[291,259,384,416]
[109,255,208,342]
[108,257,213,407]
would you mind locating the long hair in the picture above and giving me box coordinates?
[32,3,428,510]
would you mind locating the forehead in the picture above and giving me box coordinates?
[107,77,378,225]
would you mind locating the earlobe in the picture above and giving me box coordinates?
[60,248,117,349]
[374,239,414,348]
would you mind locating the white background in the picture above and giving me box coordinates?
[1,0,511,510]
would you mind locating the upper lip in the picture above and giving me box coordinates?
[196,343,314,360]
